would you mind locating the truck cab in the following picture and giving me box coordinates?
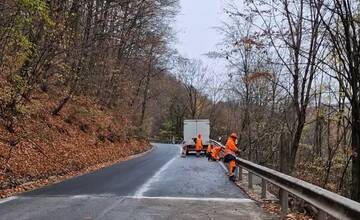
[182,119,210,155]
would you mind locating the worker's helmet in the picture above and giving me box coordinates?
[230,133,238,139]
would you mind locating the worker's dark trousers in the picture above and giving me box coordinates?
[206,152,211,160]
[224,154,236,175]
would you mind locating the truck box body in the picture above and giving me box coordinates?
[183,120,210,152]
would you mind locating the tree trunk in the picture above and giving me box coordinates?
[280,131,290,175]
[351,100,360,201]
[314,78,323,157]
[139,72,151,127]
[289,112,306,171]
[52,92,72,115]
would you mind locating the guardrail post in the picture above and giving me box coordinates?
[238,166,242,181]
[261,179,267,199]
[280,189,288,218]
[248,172,253,189]
[318,210,327,220]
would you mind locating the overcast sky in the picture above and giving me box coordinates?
[173,0,228,77]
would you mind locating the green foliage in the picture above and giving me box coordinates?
[11,74,28,95]
[0,0,53,105]
[17,0,53,25]
[159,121,175,141]
[7,0,53,59]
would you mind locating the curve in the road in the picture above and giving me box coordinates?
[23,143,180,197]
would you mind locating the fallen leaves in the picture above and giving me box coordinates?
[235,178,313,220]
[0,92,150,199]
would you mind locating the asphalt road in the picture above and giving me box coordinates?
[0,143,274,220]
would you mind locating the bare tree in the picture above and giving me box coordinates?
[175,58,210,119]
[242,0,327,172]
[315,0,360,201]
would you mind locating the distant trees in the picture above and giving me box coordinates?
[175,58,210,119]
[148,57,214,141]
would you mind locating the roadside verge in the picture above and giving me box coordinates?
[0,143,153,199]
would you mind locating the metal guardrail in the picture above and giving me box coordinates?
[209,139,360,220]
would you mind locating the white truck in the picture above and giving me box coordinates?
[182,119,210,155]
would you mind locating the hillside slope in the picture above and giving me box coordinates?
[0,91,150,198]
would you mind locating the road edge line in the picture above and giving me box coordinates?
[127,196,255,203]
[0,196,18,205]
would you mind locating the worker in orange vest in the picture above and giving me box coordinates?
[195,134,203,157]
[223,133,239,181]
[209,146,222,161]
[206,143,212,160]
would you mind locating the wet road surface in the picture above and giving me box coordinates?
[0,143,274,220]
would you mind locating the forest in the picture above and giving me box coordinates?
[1,0,360,208]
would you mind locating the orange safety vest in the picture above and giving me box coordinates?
[195,136,202,151]
[224,137,238,157]
[211,146,222,160]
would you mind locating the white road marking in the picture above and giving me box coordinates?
[134,146,181,197]
[0,196,18,205]
[128,196,254,203]
[71,195,90,199]
[134,157,177,197]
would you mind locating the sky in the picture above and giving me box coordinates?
[173,0,228,77]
